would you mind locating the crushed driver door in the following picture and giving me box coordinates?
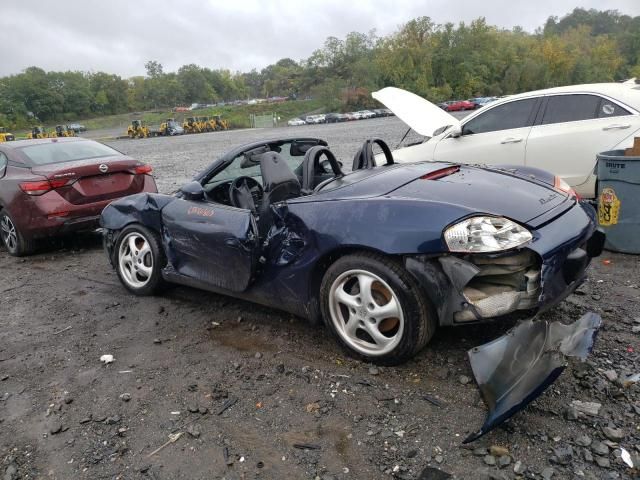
[161,199,258,292]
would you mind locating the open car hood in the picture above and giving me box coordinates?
[372,87,459,137]
[465,312,602,443]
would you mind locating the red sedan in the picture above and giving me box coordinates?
[0,137,157,256]
[443,100,476,111]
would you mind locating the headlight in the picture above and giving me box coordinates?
[444,216,532,253]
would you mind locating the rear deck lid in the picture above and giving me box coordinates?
[390,164,573,227]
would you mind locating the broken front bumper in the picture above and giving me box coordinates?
[407,203,604,325]
[464,312,602,443]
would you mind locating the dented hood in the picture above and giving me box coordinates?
[465,312,602,443]
[372,87,459,137]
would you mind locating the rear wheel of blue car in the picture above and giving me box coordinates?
[321,253,436,365]
[115,225,166,295]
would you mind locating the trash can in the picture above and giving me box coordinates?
[596,149,640,253]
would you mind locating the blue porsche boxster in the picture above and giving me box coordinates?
[101,136,603,365]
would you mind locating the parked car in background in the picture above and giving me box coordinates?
[68,123,87,133]
[373,83,640,198]
[304,115,326,124]
[441,100,476,111]
[472,97,499,108]
[0,137,157,256]
[325,113,348,123]
[287,118,306,126]
[359,110,377,119]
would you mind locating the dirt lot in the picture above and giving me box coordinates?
[1,118,639,480]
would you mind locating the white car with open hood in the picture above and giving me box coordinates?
[373,83,640,198]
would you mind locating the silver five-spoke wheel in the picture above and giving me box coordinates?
[0,215,17,252]
[328,269,404,356]
[118,232,154,288]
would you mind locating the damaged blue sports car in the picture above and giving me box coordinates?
[101,136,605,440]
[102,136,604,359]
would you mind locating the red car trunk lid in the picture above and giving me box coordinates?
[30,156,149,205]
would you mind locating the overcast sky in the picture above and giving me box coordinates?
[1,0,639,78]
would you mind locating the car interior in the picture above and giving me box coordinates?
[200,137,396,218]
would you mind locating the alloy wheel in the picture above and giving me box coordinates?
[328,269,404,356]
[0,215,17,252]
[118,232,154,288]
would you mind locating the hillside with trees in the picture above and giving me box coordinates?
[1,8,639,129]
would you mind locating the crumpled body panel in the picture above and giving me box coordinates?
[100,192,175,232]
[464,312,602,443]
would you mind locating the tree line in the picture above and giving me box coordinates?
[1,8,639,128]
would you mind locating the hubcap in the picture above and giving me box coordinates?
[0,215,17,252]
[328,269,404,356]
[118,232,153,288]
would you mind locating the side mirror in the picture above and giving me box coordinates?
[449,124,462,138]
[180,181,205,201]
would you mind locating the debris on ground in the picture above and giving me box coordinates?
[216,397,238,415]
[99,354,114,364]
[147,432,183,457]
[570,400,602,416]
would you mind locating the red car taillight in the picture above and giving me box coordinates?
[134,164,153,175]
[19,178,73,196]
[554,176,580,199]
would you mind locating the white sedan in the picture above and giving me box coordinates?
[287,118,306,126]
[374,83,640,198]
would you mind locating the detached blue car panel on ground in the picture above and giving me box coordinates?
[465,312,602,443]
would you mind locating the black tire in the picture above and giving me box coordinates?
[320,252,436,365]
[114,224,166,295]
[0,210,36,257]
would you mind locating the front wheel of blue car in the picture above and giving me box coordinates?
[321,253,436,365]
[115,225,166,296]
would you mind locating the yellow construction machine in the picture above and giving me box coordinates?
[27,126,49,139]
[182,117,201,134]
[195,116,210,132]
[53,125,76,137]
[127,119,150,139]
[0,127,15,142]
[212,115,229,131]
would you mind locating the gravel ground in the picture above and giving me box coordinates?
[1,117,639,480]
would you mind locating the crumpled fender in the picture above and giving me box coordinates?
[100,193,176,267]
[464,312,602,443]
[100,193,175,232]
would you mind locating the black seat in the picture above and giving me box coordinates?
[258,152,301,237]
[301,146,343,194]
[352,138,394,170]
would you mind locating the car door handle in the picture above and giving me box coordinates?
[500,137,523,144]
[602,124,631,131]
